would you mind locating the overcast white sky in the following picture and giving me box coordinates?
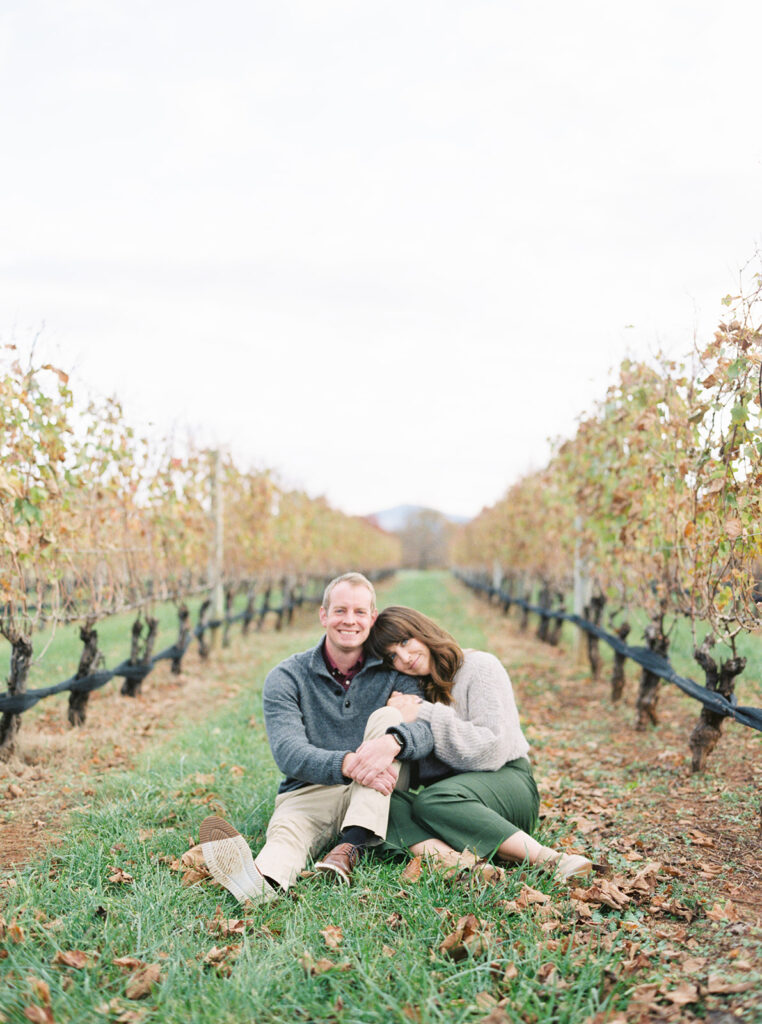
[2,0,761,520]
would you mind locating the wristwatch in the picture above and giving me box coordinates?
[386,727,406,754]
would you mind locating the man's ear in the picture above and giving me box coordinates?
[370,609,378,624]
[319,606,328,628]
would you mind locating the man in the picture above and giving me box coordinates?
[199,572,432,903]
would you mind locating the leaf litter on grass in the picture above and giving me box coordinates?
[2,573,761,1024]
[464,581,762,1023]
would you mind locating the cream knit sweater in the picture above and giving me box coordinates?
[414,650,530,771]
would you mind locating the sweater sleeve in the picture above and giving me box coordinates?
[262,664,348,787]
[414,651,529,771]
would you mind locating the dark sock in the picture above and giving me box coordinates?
[340,825,374,850]
[262,875,282,891]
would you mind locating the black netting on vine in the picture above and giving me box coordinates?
[0,638,192,714]
[457,573,762,732]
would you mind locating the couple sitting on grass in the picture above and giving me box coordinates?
[199,572,592,904]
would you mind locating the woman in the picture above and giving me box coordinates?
[367,606,592,880]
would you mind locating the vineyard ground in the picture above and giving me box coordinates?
[472,590,762,921]
[471,589,762,998]
[0,571,760,1023]
[0,607,323,871]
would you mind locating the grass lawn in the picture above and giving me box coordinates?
[1,571,759,1023]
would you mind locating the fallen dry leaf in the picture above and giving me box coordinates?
[627,861,662,894]
[623,981,661,1013]
[181,868,210,888]
[320,925,343,949]
[6,784,23,799]
[705,901,740,922]
[181,845,207,870]
[96,999,150,1021]
[705,975,757,994]
[22,1007,54,1024]
[478,1009,515,1024]
[579,879,630,910]
[474,862,505,884]
[570,814,599,835]
[207,906,247,937]
[679,956,707,973]
[647,895,695,921]
[177,845,211,886]
[519,884,550,906]
[620,951,653,974]
[298,951,351,975]
[537,962,559,986]
[114,1008,148,1023]
[696,860,722,878]
[107,866,134,885]
[28,979,51,1005]
[569,898,593,920]
[112,956,145,972]
[684,829,714,848]
[125,963,162,1000]
[96,999,126,1015]
[401,1006,421,1023]
[499,958,518,983]
[439,914,492,962]
[400,856,423,882]
[661,981,699,1006]
[203,944,241,977]
[52,949,90,969]
[475,990,498,1009]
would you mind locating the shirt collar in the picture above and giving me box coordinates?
[321,638,365,681]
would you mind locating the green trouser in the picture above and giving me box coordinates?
[381,757,540,860]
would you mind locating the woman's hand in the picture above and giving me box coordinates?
[386,690,423,722]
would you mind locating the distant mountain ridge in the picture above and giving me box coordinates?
[366,504,471,532]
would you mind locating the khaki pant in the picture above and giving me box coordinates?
[255,706,407,890]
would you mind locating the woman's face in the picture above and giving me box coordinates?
[386,636,431,676]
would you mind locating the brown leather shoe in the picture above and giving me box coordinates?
[314,842,360,884]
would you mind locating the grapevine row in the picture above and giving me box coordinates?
[453,274,762,770]
[0,349,399,758]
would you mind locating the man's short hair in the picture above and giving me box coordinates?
[322,572,377,612]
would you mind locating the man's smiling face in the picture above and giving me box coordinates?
[319,581,377,657]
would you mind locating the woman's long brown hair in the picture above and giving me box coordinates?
[367,606,463,705]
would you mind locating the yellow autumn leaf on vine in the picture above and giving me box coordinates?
[724,518,743,540]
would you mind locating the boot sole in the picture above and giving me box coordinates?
[313,860,351,884]
[199,815,275,904]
